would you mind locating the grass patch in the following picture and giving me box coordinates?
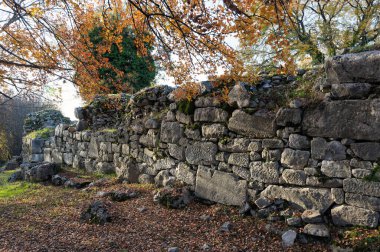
[25,128,54,140]
[0,170,39,199]
[364,164,380,182]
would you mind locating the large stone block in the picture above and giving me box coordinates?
[194,107,229,122]
[281,169,306,186]
[228,83,251,108]
[175,162,196,186]
[331,83,372,99]
[350,142,380,161]
[31,139,45,154]
[88,137,99,158]
[24,163,58,182]
[228,110,275,138]
[343,178,380,197]
[311,138,346,160]
[331,205,379,228]
[116,160,140,183]
[345,193,380,211]
[261,185,333,213]
[139,129,160,148]
[321,160,351,178]
[281,148,310,169]
[63,152,73,165]
[160,122,183,144]
[303,99,380,141]
[250,161,280,183]
[202,124,227,138]
[326,50,380,84]
[185,142,217,165]
[153,157,176,172]
[218,138,250,152]
[228,153,249,167]
[51,149,63,164]
[195,167,247,206]
[288,134,310,150]
[275,108,302,126]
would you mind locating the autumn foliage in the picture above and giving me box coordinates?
[0,0,378,101]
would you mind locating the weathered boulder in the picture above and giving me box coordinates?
[350,142,380,161]
[261,185,333,213]
[281,148,310,169]
[51,174,69,186]
[250,161,280,184]
[331,205,379,228]
[303,224,330,238]
[228,110,276,138]
[282,230,297,248]
[185,142,217,165]
[80,201,111,225]
[326,50,380,84]
[303,99,380,141]
[194,107,229,122]
[343,178,380,197]
[153,187,192,209]
[24,163,58,182]
[195,167,247,206]
[160,122,183,144]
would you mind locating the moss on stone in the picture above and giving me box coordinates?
[177,100,195,115]
[25,128,54,140]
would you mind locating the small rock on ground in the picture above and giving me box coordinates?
[282,230,297,248]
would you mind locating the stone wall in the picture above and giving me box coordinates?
[41,51,380,228]
[22,110,70,162]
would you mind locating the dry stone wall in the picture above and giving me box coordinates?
[39,51,380,229]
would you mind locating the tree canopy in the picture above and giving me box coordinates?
[0,0,379,101]
[76,26,156,100]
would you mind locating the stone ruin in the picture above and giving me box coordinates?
[19,50,380,232]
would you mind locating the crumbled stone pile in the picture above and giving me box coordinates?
[24,50,380,230]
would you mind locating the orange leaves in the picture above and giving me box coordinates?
[171,82,201,101]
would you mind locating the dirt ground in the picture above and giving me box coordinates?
[0,171,378,252]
